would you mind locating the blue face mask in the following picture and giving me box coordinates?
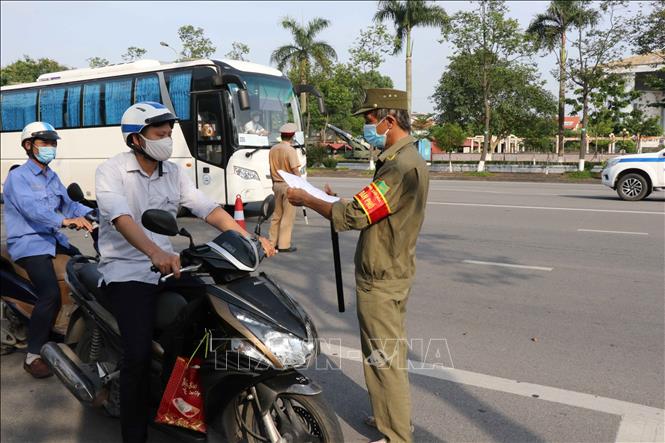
[34,145,57,164]
[363,118,389,149]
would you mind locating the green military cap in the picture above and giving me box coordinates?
[353,88,408,116]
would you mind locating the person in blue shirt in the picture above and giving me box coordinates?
[3,121,93,378]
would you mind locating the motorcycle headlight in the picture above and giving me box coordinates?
[234,166,260,181]
[229,305,316,368]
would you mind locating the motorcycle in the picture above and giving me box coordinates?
[41,193,343,442]
[0,184,98,354]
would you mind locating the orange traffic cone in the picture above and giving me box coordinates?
[234,194,246,230]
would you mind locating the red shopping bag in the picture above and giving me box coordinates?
[155,331,210,433]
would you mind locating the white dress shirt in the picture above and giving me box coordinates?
[95,151,218,285]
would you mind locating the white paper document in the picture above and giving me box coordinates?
[278,170,340,203]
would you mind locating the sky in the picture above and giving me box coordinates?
[0,1,650,113]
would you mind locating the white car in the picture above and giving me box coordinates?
[601,148,665,200]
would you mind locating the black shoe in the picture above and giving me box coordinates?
[277,246,298,253]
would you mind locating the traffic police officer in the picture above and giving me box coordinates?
[287,88,429,443]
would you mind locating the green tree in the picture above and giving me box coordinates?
[271,17,337,115]
[630,1,665,60]
[349,23,395,73]
[566,1,626,170]
[177,25,216,60]
[1,56,69,86]
[432,51,556,157]
[623,108,663,153]
[87,57,110,68]
[430,123,467,152]
[527,0,591,161]
[225,41,250,61]
[121,47,147,62]
[374,0,448,113]
[443,0,534,171]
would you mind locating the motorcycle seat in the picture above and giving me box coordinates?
[0,245,70,282]
[76,263,104,301]
[154,291,187,331]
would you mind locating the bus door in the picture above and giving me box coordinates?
[193,91,228,205]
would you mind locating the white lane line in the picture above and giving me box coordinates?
[463,259,553,271]
[577,229,649,236]
[321,343,665,443]
[427,201,665,215]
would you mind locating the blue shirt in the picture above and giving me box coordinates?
[3,160,91,261]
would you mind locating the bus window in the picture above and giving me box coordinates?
[105,78,132,125]
[83,83,103,126]
[1,90,38,131]
[39,87,66,128]
[166,71,192,120]
[65,85,81,128]
[135,75,160,103]
[196,93,223,165]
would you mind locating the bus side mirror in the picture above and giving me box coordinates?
[294,84,326,115]
[237,89,250,111]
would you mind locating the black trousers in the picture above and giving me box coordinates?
[16,243,81,354]
[106,280,159,443]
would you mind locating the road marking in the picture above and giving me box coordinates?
[321,343,665,443]
[463,259,553,271]
[577,229,649,236]
[427,201,665,215]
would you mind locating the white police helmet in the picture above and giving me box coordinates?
[21,122,60,144]
[120,101,177,147]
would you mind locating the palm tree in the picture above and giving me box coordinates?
[271,17,337,114]
[527,0,588,162]
[374,0,448,113]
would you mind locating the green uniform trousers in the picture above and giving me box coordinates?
[357,279,412,443]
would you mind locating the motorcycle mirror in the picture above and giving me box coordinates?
[67,183,85,202]
[261,195,275,220]
[141,209,179,236]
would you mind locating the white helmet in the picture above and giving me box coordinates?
[120,101,177,147]
[21,121,60,144]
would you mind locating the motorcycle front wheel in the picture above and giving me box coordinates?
[214,390,343,443]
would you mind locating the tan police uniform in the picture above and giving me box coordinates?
[269,123,301,250]
[331,89,429,443]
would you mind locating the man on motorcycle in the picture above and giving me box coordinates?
[95,102,275,443]
[3,122,93,378]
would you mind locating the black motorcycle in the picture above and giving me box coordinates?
[41,196,343,442]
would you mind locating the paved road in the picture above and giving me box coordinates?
[2,179,663,442]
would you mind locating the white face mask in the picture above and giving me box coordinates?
[140,135,173,161]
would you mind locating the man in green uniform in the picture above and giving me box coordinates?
[287,88,429,443]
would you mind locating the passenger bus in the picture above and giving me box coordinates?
[1,59,316,209]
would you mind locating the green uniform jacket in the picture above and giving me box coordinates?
[331,135,429,292]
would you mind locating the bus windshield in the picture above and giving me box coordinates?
[229,74,302,148]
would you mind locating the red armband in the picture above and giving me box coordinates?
[354,179,392,224]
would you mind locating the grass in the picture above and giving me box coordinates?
[564,170,595,179]
[464,171,493,177]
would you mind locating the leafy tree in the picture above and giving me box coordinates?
[430,123,467,152]
[527,0,591,161]
[271,17,337,114]
[349,23,395,73]
[1,56,69,86]
[442,0,534,171]
[177,25,216,60]
[121,47,147,62]
[630,1,665,60]
[225,41,250,61]
[374,0,448,113]
[566,1,627,170]
[306,63,393,136]
[432,50,556,158]
[623,108,663,153]
[87,57,110,68]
